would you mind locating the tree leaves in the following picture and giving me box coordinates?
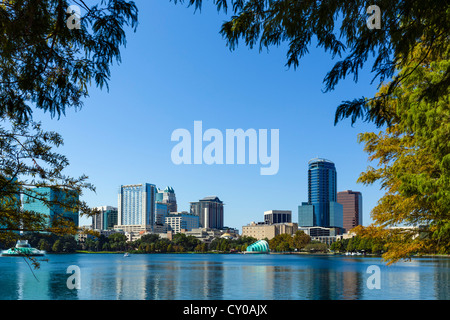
[0,0,138,123]
[353,41,450,263]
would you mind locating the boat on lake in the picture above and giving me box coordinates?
[1,240,46,257]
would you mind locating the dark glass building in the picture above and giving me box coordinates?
[190,196,224,229]
[298,158,343,228]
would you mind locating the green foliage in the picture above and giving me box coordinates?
[354,41,450,264]
[330,235,385,254]
[0,0,138,122]
[172,0,449,127]
[269,233,294,252]
[209,235,257,252]
[304,242,328,253]
[0,0,139,268]
[292,230,311,250]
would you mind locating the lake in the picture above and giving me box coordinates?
[0,253,448,300]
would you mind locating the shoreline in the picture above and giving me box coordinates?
[71,250,450,259]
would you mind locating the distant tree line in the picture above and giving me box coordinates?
[330,236,385,254]
[1,231,388,255]
[0,233,79,253]
[82,233,260,254]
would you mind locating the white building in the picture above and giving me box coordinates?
[165,212,200,234]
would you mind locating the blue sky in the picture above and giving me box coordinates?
[34,1,386,230]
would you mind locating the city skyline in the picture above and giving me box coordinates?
[89,157,360,233]
[30,1,385,231]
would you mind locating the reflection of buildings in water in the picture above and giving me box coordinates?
[113,262,149,300]
[6,259,79,300]
[241,264,274,299]
[240,259,364,300]
[341,271,361,300]
[291,259,363,300]
[265,266,294,299]
[185,260,225,299]
[434,258,450,300]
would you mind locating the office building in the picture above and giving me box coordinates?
[156,186,177,213]
[337,190,363,232]
[298,202,314,227]
[165,212,200,234]
[155,202,169,225]
[117,183,156,232]
[264,210,292,224]
[190,196,224,229]
[23,187,79,228]
[93,206,118,230]
[298,158,343,229]
[242,222,298,240]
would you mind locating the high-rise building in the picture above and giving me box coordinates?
[190,196,224,229]
[23,187,79,228]
[264,210,292,224]
[117,183,156,232]
[155,202,169,225]
[93,206,118,230]
[298,158,343,229]
[156,186,177,213]
[337,190,363,232]
[165,212,200,234]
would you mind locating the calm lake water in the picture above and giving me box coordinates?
[0,253,448,300]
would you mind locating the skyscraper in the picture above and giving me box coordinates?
[117,183,156,231]
[190,196,224,229]
[23,187,79,228]
[337,190,363,232]
[156,186,177,213]
[93,206,118,230]
[298,158,343,228]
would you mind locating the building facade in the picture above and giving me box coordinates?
[155,202,169,226]
[242,222,298,240]
[337,190,363,232]
[93,206,118,230]
[264,210,292,224]
[23,187,79,228]
[117,183,156,232]
[156,186,177,213]
[190,196,224,229]
[298,158,343,229]
[165,212,200,234]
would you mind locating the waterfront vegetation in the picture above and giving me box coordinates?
[2,230,446,259]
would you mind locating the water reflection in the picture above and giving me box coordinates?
[240,261,364,300]
[0,255,448,300]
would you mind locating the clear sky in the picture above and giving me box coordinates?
[33,0,386,230]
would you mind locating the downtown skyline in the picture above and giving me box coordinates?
[29,0,385,231]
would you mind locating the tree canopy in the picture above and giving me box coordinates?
[0,0,138,122]
[0,0,138,259]
[353,41,450,264]
[171,0,449,127]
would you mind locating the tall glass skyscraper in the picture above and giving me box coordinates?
[23,187,79,228]
[298,158,343,228]
[118,183,156,229]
